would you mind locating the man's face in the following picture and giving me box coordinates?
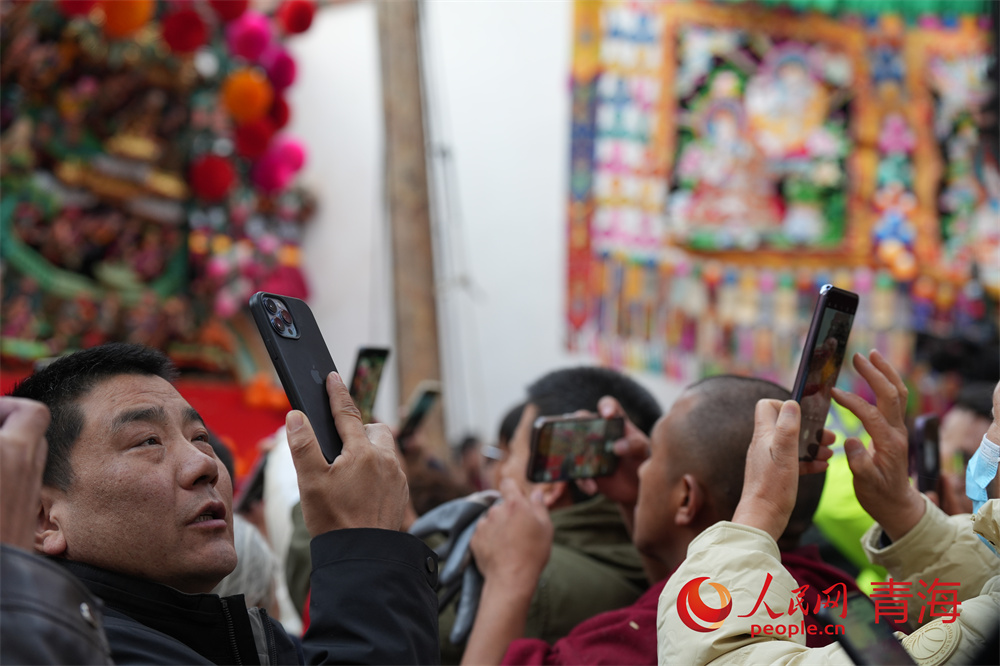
[633,390,699,557]
[40,374,236,593]
[498,404,539,497]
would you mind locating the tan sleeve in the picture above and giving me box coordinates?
[656,522,853,666]
[861,497,1000,629]
[902,576,1000,666]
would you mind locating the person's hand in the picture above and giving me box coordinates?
[578,396,650,506]
[288,372,408,535]
[831,350,924,541]
[470,478,553,592]
[732,400,809,541]
[0,397,50,550]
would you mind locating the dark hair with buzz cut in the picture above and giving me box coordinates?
[526,367,662,436]
[953,381,996,421]
[497,402,526,448]
[675,375,792,522]
[9,343,177,490]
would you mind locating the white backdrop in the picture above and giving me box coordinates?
[286,1,685,447]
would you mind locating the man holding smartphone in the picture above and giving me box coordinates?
[657,352,1000,665]
[460,373,850,666]
[433,367,661,663]
[11,343,439,665]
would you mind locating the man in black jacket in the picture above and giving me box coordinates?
[11,343,439,665]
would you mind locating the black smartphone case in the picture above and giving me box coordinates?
[249,292,343,462]
[791,285,858,461]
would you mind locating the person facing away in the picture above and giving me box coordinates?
[437,366,662,663]
[657,351,1000,666]
[460,373,849,665]
[11,342,440,665]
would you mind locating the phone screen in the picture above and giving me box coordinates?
[528,416,624,483]
[793,286,858,460]
[909,414,941,493]
[398,382,442,442]
[821,593,915,665]
[350,348,389,424]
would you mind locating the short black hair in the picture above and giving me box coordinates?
[9,343,177,490]
[674,375,792,522]
[953,381,996,421]
[497,402,526,448]
[526,367,662,435]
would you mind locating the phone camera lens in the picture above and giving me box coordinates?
[280,310,292,325]
[271,316,286,333]
[264,298,277,314]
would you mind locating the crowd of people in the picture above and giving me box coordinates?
[0,339,998,665]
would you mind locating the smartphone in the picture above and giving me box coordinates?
[249,292,343,463]
[527,415,625,483]
[817,593,915,665]
[909,414,941,494]
[397,380,442,442]
[349,347,390,424]
[792,285,859,461]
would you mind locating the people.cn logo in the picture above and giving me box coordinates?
[677,577,733,632]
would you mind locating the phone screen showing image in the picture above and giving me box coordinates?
[528,416,624,483]
[397,382,442,442]
[349,348,389,424]
[909,415,941,494]
[793,286,858,460]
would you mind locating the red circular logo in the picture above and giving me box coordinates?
[677,577,733,632]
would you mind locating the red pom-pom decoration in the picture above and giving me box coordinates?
[261,47,297,91]
[269,96,291,129]
[277,0,316,35]
[226,11,272,62]
[189,155,236,202]
[260,265,310,301]
[56,0,97,17]
[235,119,276,159]
[162,8,208,54]
[208,0,248,22]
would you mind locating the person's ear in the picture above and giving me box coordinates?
[36,488,67,557]
[674,473,705,527]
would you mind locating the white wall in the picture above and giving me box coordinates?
[289,1,685,446]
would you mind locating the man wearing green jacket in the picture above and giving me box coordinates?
[437,366,661,663]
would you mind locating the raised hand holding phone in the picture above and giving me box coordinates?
[286,372,408,536]
[586,396,650,506]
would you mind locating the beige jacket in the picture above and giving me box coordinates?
[656,498,1000,665]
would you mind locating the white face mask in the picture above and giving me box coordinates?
[966,433,1000,556]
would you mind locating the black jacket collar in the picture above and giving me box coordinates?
[56,559,261,665]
